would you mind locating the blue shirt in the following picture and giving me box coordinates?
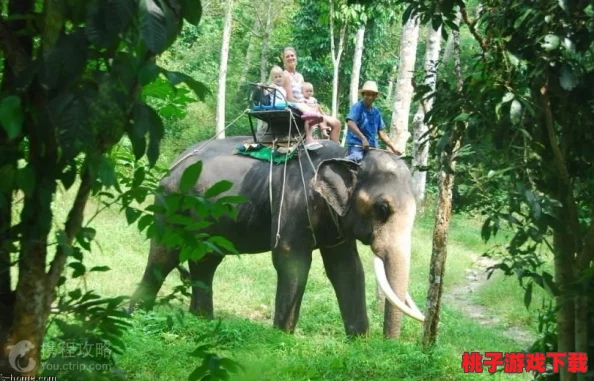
[345,101,385,148]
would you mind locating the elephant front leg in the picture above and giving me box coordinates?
[271,246,312,333]
[320,240,369,336]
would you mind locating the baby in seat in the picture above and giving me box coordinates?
[302,82,330,139]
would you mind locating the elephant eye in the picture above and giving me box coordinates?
[374,201,391,222]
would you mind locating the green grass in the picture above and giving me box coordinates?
[41,184,543,380]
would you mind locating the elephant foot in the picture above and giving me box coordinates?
[189,303,215,319]
[344,322,369,338]
[272,322,296,335]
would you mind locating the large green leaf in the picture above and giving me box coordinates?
[141,76,177,100]
[139,0,168,53]
[204,180,232,198]
[132,102,163,166]
[41,30,88,90]
[180,161,203,193]
[51,92,92,160]
[138,61,161,86]
[159,0,183,51]
[162,69,210,101]
[182,0,202,25]
[86,0,134,47]
[0,96,24,140]
[130,102,150,160]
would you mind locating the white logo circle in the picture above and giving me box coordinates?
[7,340,36,373]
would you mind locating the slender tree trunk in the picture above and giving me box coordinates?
[412,24,442,206]
[422,20,463,348]
[441,34,454,66]
[215,0,234,139]
[330,0,346,118]
[389,15,420,155]
[575,215,593,381]
[349,24,366,106]
[385,63,398,107]
[259,0,273,83]
[537,83,580,381]
[238,34,255,88]
[422,132,461,348]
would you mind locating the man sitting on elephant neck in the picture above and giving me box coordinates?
[345,81,401,162]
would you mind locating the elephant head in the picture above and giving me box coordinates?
[312,151,424,337]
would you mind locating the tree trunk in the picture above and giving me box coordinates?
[349,24,366,106]
[422,136,460,348]
[215,0,234,139]
[385,61,399,107]
[411,24,442,206]
[389,15,420,155]
[238,34,255,89]
[575,216,594,381]
[330,0,346,118]
[259,0,273,83]
[422,19,463,348]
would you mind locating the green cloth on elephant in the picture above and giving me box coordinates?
[234,144,297,164]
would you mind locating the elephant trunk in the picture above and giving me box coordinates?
[372,199,424,338]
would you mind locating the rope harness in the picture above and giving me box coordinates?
[169,108,250,171]
[165,106,332,251]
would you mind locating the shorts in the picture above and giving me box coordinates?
[345,146,365,162]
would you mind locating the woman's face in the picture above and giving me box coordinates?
[283,49,297,68]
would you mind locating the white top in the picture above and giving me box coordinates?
[285,70,304,102]
[269,84,287,103]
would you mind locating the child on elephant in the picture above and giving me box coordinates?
[266,65,287,103]
[302,82,330,139]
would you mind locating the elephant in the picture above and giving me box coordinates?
[129,136,425,338]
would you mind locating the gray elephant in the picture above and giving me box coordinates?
[130,136,425,338]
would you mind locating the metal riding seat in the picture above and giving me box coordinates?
[246,83,306,145]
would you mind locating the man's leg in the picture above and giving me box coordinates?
[344,146,364,162]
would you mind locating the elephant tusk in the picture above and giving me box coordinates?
[373,256,425,323]
[406,292,423,316]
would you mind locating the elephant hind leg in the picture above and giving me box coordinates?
[188,253,224,318]
[320,240,369,337]
[129,239,179,312]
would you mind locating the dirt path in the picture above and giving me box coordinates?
[442,254,536,349]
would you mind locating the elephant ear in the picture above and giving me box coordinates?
[312,158,360,216]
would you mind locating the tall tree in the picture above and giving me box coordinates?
[389,14,420,155]
[411,24,442,205]
[215,0,235,139]
[422,12,462,347]
[0,0,206,375]
[349,23,366,105]
[238,29,257,88]
[259,0,274,83]
[329,0,348,118]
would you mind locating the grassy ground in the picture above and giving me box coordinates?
[43,182,547,380]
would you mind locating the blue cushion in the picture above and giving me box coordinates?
[252,102,288,111]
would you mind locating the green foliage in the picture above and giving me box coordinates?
[0,96,24,140]
[0,0,247,378]
[406,0,594,370]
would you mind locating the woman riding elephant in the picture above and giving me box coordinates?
[281,47,342,149]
